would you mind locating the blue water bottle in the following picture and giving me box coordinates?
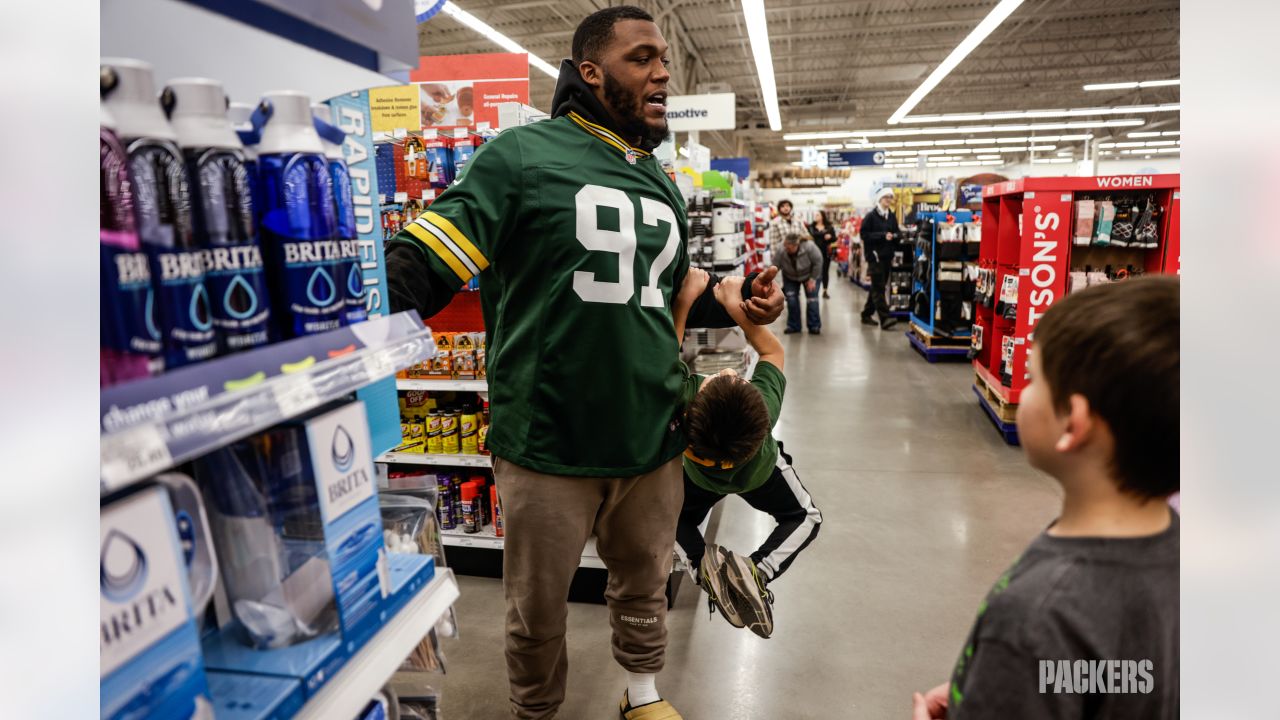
[313,102,367,326]
[255,91,343,337]
[167,78,272,354]
[102,58,217,371]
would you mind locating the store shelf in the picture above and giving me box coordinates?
[396,378,488,392]
[379,452,493,468]
[712,250,755,268]
[100,312,434,494]
[294,569,460,720]
[713,198,750,207]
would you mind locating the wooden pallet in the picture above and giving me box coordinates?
[973,370,1019,425]
[909,322,971,349]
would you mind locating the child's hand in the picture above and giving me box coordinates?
[678,268,711,308]
[713,275,746,309]
[911,683,949,720]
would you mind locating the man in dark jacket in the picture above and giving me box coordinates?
[859,186,900,330]
[777,233,824,334]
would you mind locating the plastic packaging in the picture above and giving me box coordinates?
[379,494,433,554]
[166,78,272,354]
[152,472,219,620]
[196,428,338,649]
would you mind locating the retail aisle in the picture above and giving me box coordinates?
[431,278,1061,718]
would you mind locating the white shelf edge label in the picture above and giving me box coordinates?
[101,424,172,489]
[273,375,320,418]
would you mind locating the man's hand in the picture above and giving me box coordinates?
[911,683,949,720]
[743,266,783,325]
[806,279,817,293]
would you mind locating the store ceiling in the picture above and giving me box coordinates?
[418,0,1180,166]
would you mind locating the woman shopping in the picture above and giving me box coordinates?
[809,210,837,298]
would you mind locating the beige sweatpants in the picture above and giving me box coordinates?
[493,455,684,720]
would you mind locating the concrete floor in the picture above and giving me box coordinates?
[430,278,1062,719]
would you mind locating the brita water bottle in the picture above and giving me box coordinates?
[100,102,159,386]
[166,79,272,354]
[102,58,217,371]
[313,102,367,326]
[227,102,262,226]
[255,91,343,337]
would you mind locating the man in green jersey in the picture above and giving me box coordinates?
[386,7,783,718]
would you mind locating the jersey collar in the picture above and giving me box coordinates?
[567,112,652,161]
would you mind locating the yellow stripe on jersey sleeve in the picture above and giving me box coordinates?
[405,222,474,283]
[423,211,489,270]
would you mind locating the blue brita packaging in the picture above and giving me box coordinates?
[313,103,367,326]
[167,78,272,354]
[255,91,344,337]
[101,484,213,719]
[102,59,218,371]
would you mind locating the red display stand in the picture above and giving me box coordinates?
[971,174,1180,437]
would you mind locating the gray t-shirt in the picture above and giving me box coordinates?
[948,512,1179,719]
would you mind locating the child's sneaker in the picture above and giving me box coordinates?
[619,690,683,719]
[718,550,775,639]
[698,544,745,629]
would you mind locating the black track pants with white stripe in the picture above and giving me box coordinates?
[675,447,822,583]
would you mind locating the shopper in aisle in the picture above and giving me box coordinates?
[808,209,837,298]
[384,7,783,720]
[912,277,1179,720]
[670,269,822,640]
[767,199,807,256]
[860,187,900,330]
[777,233,824,335]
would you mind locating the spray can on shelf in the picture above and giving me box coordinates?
[440,406,461,455]
[426,410,443,454]
[102,58,216,371]
[436,475,455,530]
[449,473,465,528]
[99,103,158,386]
[460,482,480,534]
[491,485,503,537]
[312,103,367,326]
[165,78,272,354]
[460,405,479,455]
[468,475,488,526]
[254,91,343,337]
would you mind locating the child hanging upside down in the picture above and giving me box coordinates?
[671,268,823,639]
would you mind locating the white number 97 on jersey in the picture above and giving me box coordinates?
[573,184,681,308]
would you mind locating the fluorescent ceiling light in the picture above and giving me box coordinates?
[442,2,558,78]
[1124,147,1180,154]
[1032,158,1074,164]
[887,0,1024,124]
[901,103,1179,124]
[1083,79,1180,91]
[783,119,1141,141]
[1100,140,1180,148]
[1057,151,1074,157]
[741,0,781,131]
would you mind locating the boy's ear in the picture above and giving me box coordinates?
[1055,393,1096,452]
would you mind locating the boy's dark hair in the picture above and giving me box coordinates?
[778,199,793,210]
[572,6,654,64]
[1035,276,1179,499]
[686,375,771,467]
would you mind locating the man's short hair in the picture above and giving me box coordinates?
[686,376,771,468]
[778,199,793,210]
[784,233,804,245]
[572,6,654,65]
[1035,276,1179,499]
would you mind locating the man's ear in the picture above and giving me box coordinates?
[1055,393,1096,453]
[578,59,603,89]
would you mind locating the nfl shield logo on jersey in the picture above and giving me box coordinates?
[625,149,637,165]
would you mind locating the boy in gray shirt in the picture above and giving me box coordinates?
[913,277,1180,720]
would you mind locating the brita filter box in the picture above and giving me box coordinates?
[101,485,212,720]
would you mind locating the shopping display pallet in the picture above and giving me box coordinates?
[906,323,971,363]
[972,370,1020,445]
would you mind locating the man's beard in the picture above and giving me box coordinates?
[603,71,668,146]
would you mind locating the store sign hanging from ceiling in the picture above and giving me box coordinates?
[665,93,736,131]
[826,150,887,167]
[415,0,447,23]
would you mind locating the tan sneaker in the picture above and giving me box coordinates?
[698,544,745,629]
[719,549,775,639]
[619,690,683,719]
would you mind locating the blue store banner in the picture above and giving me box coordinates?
[826,150,887,167]
[329,91,399,456]
[710,157,751,180]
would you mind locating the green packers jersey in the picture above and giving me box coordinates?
[680,361,786,495]
[389,113,691,476]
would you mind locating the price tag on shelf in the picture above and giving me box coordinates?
[273,375,320,418]
[101,424,173,490]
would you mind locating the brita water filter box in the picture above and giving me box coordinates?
[205,672,304,720]
[101,484,213,720]
[255,91,344,338]
[201,400,391,696]
[102,58,218,371]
